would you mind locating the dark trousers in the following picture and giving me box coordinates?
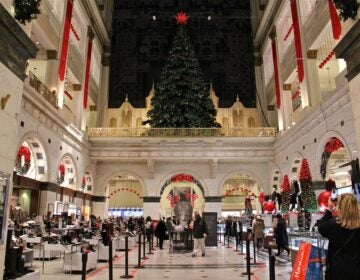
[158,237,164,249]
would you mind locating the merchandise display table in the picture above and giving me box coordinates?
[15,270,40,280]
[97,241,117,261]
[22,249,34,267]
[63,251,97,272]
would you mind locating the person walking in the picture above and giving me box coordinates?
[318,193,360,280]
[253,216,265,249]
[192,212,208,257]
[274,213,290,256]
[155,217,167,249]
[232,216,243,248]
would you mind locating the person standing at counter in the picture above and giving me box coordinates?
[274,213,290,256]
[318,193,360,280]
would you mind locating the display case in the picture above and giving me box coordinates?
[0,172,10,244]
[289,231,328,266]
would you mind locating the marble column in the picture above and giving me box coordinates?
[0,4,37,274]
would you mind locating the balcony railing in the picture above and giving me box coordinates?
[88,127,278,137]
[29,71,58,109]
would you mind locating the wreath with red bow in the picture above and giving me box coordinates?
[57,164,65,185]
[15,145,31,175]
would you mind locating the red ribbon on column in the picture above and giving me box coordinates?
[271,39,281,109]
[290,0,304,83]
[83,38,93,109]
[58,0,73,82]
[328,0,342,40]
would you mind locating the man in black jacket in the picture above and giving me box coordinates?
[192,212,208,257]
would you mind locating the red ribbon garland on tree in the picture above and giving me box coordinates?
[290,0,304,83]
[328,0,342,40]
[58,0,73,82]
[271,39,281,109]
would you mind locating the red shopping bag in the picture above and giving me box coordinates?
[291,243,312,280]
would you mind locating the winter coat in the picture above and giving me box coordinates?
[253,219,265,239]
[318,211,360,280]
[193,217,208,239]
[155,220,167,239]
[274,218,288,246]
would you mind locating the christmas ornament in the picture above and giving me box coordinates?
[263,200,275,213]
[175,12,189,25]
[318,191,331,210]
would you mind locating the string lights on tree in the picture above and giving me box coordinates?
[280,175,291,213]
[299,159,317,212]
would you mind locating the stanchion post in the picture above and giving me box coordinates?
[147,233,154,255]
[151,233,155,250]
[109,239,113,280]
[142,229,148,259]
[120,236,134,279]
[269,247,276,280]
[252,236,257,264]
[234,233,239,252]
[81,252,87,280]
[241,237,254,279]
[134,232,145,268]
[226,233,231,248]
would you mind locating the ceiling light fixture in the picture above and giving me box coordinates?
[152,15,156,21]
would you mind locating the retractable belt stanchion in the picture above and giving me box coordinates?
[241,234,253,279]
[234,233,239,252]
[134,231,145,268]
[109,239,113,280]
[252,236,257,264]
[81,251,87,280]
[147,233,154,255]
[268,247,276,280]
[142,229,148,260]
[226,232,231,248]
[151,233,155,250]
[120,235,134,279]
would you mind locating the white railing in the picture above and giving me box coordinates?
[87,127,278,137]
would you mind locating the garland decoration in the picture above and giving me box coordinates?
[13,0,41,25]
[57,164,65,185]
[320,137,344,179]
[332,0,359,21]
[16,145,31,175]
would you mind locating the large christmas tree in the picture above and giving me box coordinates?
[299,159,318,212]
[143,12,220,128]
[280,175,291,213]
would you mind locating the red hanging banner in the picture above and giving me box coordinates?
[83,38,93,109]
[58,0,73,82]
[271,39,281,109]
[290,0,304,83]
[328,0,342,40]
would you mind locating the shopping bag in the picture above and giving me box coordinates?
[291,242,326,280]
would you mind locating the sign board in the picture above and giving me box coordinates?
[203,212,217,247]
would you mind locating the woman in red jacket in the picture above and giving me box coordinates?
[318,193,360,280]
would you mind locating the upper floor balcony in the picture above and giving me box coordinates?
[88,127,278,138]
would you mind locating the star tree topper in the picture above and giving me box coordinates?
[175,12,189,25]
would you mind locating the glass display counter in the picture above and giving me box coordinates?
[289,230,328,266]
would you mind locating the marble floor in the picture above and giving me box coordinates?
[30,240,293,280]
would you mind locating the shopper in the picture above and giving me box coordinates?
[192,212,208,257]
[274,213,290,256]
[253,216,265,249]
[232,216,243,246]
[155,217,167,249]
[145,216,152,242]
[318,193,360,280]
[166,217,175,240]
